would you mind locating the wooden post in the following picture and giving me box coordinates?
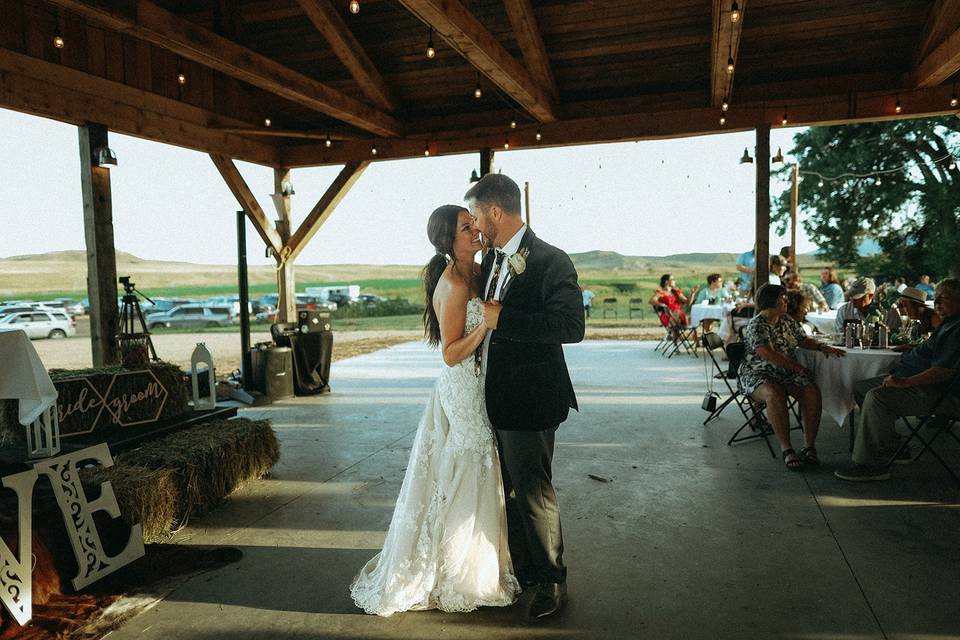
[754,124,770,295]
[480,148,494,177]
[790,163,799,273]
[524,181,531,226]
[78,123,119,367]
[273,168,296,323]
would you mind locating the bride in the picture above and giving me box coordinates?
[350,205,520,616]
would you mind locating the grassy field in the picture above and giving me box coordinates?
[0,250,839,331]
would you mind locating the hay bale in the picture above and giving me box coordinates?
[116,419,279,517]
[80,466,181,543]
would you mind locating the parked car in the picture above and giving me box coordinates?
[146,305,236,330]
[0,304,61,320]
[46,298,85,315]
[206,296,252,316]
[140,297,191,314]
[297,294,337,312]
[0,310,76,339]
[357,294,385,305]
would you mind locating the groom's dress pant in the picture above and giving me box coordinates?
[496,427,566,585]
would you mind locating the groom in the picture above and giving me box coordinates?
[465,173,584,619]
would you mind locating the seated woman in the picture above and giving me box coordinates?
[740,284,845,470]
[820,268,845,309]
[649,273,694,328]
[693,273,729,305]
[786,290,814,335]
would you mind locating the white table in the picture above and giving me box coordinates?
[797,347,901,426]
[0,327,58,425]
[690,302,734,328]
[805,310,838,335]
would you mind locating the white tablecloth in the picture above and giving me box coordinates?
[717,309,751,343]
[0,328,58,425]
[797,347,900,426]
[690,303,734,328]
[805,310,838,335]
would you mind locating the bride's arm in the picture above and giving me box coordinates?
[435,278,489,367]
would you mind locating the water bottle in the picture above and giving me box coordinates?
[878,323,888,349]
[844,323,855,348]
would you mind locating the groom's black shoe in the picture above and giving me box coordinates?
[529,582,566,619]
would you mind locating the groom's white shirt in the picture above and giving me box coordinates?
[481,223,526,376]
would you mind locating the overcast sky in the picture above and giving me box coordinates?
[0,107,811,266]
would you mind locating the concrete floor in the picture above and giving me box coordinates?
[108,341,960,640]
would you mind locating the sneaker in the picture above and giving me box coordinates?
[834,463,891,482]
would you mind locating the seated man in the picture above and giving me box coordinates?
[885,286,939,335]
[834,277,875,335]
[834,278,960,481]
[915,274,935,298]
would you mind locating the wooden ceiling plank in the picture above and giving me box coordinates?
[396,0,559,122]
[915,0,960,62]
[45,0,401,137]
[503,0,558,103]
[294,0,395,112]
[913,24,960,87]
[710,0,746,108]
[210,154,284,256]
[287,160,369,261]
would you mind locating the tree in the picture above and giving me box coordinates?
[773,117,960,280]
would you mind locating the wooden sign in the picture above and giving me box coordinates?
[54,370,169,437]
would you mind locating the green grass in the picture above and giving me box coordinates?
[148,314,426,334]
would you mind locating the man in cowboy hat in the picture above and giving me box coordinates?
[885,286,939,335]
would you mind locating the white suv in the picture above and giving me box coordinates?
[0,310,77,339]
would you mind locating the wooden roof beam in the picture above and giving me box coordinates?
[45,0,401,137]
[295,0,396,113]
[278,84,957,167]
[710,0,746,108]
[287,161,369,262]
[396,0,559,123]
[210,154,284,257]
[503,0,559,104]
[912,0,960,88]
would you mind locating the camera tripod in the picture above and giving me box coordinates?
[117,276,158,363]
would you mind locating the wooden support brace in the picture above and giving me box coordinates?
[287,161,370,262]
[210,154,283,259]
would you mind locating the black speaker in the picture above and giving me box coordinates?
[297,310,332,334]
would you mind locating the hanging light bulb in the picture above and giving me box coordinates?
[721,97,729,112]
[726,55,734,75]
[263,117,272,127]
[503,137,510,150]
[875,176,882,186]
[731,1,740,23]
[53,27,64,49]
[371,142,377,155]
[781,112,788,125]
[949,159,957,170]
[474,74,482,99]
[719,115,726,126]
[426,29,435,59]
[818,179,825,188]
[349,0,360,14]
[424,142,430,157]
[895,96,902,114]
[535,128,542,141]
[177,71,187,85]
[510,116,517,129]
[951,85,958,108]
[739,147,753,164]
[325,133,332,148]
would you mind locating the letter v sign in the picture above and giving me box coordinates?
[0,469,39,625]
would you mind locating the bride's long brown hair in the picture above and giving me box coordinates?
[422,205,468,347]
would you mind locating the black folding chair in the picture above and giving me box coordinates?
[629,298,645,319]
[665,313,698,358]
[883,376,960,484]
[701,332,738,425]
[653,304,672,353]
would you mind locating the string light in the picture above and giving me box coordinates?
[730,0,740,23]
[818,179,824,187]
[424,142,430,156]
[349,0,360,14]
[535,128,542,141]
[426,29,435,59]
[263,118,272,127]
[325,133,332,148]
[510,115,517,129]
[503,137,510,150]
[721,97,729,112]
[781,112,788,125]
[895,95,902,114]
[726,50,734,75]
[177,71,187,85]
[801,152,955,184]
[53,27,64,49]
[950,160,957,170]
[474,73,482,99]
[951,84,958,108]
[875,177,882,185]
[719,115,726,126]
[371,141,377,155]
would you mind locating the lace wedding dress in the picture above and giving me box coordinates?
[350,298,520,616]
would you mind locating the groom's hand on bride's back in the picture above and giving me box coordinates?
[482,301,502,329]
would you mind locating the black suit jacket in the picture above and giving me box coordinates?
[481,228,585,431]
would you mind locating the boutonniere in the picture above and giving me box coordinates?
[507,247,530,277]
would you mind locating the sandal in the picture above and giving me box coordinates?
[798,446,821,468]
[781,448,802,471]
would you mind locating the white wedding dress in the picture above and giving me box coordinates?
[350,298,520,616]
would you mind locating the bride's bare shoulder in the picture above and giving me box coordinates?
[434,264,469,305]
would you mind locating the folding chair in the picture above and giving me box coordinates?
[601,297,618,318]
[664,313,698,358]
[701,332,738,425]
[628,298,645,319]
[883,376,960,484]
[724,341,803,457]
[653,304,672,352]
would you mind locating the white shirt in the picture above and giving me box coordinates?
[481,224,527,375]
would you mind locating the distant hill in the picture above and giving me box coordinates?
[569,250,739,271]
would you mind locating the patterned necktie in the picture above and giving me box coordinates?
[485,250,507,301]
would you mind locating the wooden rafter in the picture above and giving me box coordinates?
[45,0,401,137]
[278,84,958,167]
[913,0,960,88]
[295,0,395,113]
[502,0,558,103]
[396,0,559,123]
[210,154,284,258]
[287,161,370,261]
[710,0,746,108]
[0,48,279,165]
